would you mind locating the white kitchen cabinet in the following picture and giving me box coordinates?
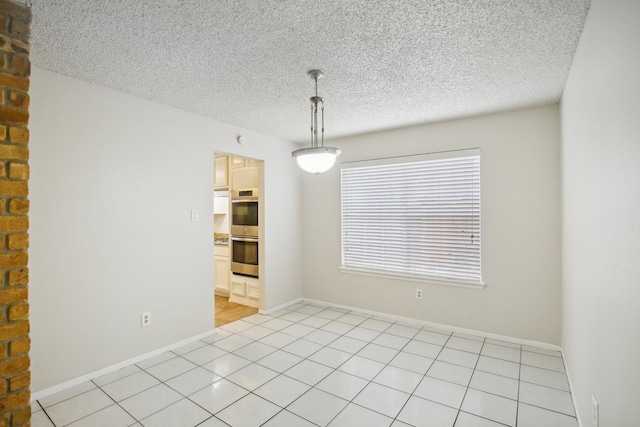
[231,166,259,190]
[214,155,229,189]
[214,244,230,296]
[229,274,259,308]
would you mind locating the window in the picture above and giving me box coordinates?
[340,149,482,287]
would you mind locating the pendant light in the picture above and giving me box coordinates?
[292,70,341,174]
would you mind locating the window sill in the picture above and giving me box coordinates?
[338,266,486,290]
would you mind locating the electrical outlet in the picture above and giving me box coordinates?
[592,395,599,426]
[416,288,423,300]
[191,209,200,221]
[141,312,151,327]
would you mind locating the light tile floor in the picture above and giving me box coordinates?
[32,302,578,427]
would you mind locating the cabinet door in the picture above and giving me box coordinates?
[230,156,246,169]
[231,166,259,190]
[214,256,230,292]
[214,155,228,189]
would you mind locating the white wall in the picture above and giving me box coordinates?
[29,67,303,392]
[561,0,640,425]
[302,105,562,344]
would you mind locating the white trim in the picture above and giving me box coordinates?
[301,297,561,351]
[338,267,486,290]
[562,350,583,427]
[258,297,303,315]
[31,329,216,402]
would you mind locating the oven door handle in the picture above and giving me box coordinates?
[231,236,259,243]
[231,198,259,203]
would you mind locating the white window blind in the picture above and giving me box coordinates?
[340,150,481,285]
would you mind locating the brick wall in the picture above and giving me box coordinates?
[0,0,30,425]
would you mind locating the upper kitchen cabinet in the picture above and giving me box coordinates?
[230,156,259,190]
[214,155,229,189]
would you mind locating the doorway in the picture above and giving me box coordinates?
[213,152,264,326]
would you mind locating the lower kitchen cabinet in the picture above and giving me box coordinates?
[229,274,259,308]
[214,244,230,296]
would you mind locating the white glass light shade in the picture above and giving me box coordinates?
[292,147,341,174]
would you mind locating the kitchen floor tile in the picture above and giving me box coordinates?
[211,334,253,352]
[336,313,368,326]
[188,378,248,414]
[329,336,368,354]
[256,349,303,373]
[446,336,484,354]
[480,343,521,363]
[475,355,520,379]
[469,370,519,400]
[353,382,411,418]
[437,347,480,368]
[461,388,517,426]
[338,355,385,380]
[373,365,423,393]
[45,389,114,426]
[92,364,141,387]
[389,351,434,374]
[238,325,275,341]
[39,382,97,408]
[385,324,420,339]
[287,388,349,426]
[165,366,221,396]
[261,317,295,331]
[281,323,316,338]
[372,333,410,350]
[321,320,355,335]
[309,346,353,368]
[413,329,450,346]
[327,402,394,427]
[283,338,323,358]
[181,344,228,365]
[100,370,160,402]
[521,350,565,372]
[316,370,369,400]
[65,404,136,427]
[254,374,310,407]
[403,339,443,359]
[304,329,341,346]
[517,402,579,427]
[357,343,400,364]
[345,326,382,342]
[454,411,508,427]
[232,341,276,361]
[216,393,281,427]
[118,384,182,421]
[172,340,208,355]
[144,356,198,382]
[518,381,575,416]
[202,353,252,377]
[261,410,317,427]
[259,331,298,348]
[226,363,279,390]
[284,359,333,386]
[139,398,211,427]
[426,360,474,386]
[413,376,467,409]
[520,364,570,391]
[219,319,254,334]
[397,395,458,427]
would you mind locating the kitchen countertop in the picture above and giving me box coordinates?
[214,233,229,245]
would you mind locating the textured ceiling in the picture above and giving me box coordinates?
[29,0,590,144]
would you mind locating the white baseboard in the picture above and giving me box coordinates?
[31,329,216,402]
[258,297,303,315]
[301,297,562,351]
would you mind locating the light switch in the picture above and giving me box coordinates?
[191,209,200,221]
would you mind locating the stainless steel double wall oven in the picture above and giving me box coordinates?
[230,188,259,277]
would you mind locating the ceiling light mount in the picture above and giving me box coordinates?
[292,69,341,175]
